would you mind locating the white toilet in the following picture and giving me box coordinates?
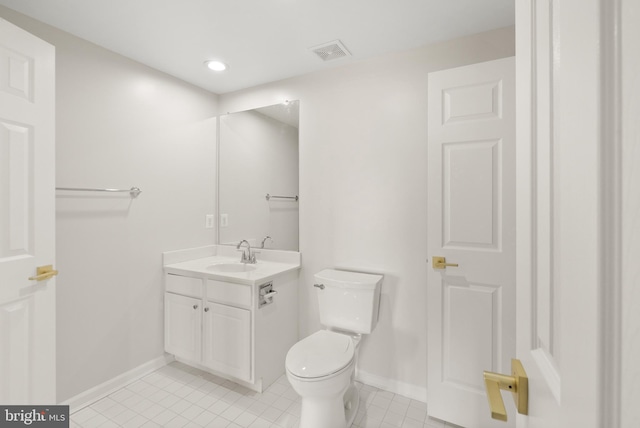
[285,269,383,428]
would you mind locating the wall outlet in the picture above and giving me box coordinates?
[205,214,214,229]
[220,213,229,228]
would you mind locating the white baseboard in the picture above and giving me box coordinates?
[61,356,427,413]
[355,369,427,403]
[173,356,263,393]
[62,354,174,413]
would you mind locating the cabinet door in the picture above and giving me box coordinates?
[165,293,202,362]
[203,302,251,381]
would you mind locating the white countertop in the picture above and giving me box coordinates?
[163,245,301,286]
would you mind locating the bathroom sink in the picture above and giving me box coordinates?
[206,263,257,273]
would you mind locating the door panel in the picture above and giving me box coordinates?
[443,80,502,123]
[0,297,33,403]
[515,0,605,426]
[516,0,563,408]
[0,121,33,258]
[0,45,34,101]
[203,302,251,381]
[443,281,499,390]
[427,57,515,428]
[164,293,202,362]
[0,17,55,404]
[443,139,501,249]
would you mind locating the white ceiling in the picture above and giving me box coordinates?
[0,0,514,94]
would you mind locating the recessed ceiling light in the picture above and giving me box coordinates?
[205,60,227,71]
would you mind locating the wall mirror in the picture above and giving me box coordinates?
[218,101,299,251]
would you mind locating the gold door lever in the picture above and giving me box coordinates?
[432,256,459,269]
[483,359,528,421]
[28,265,59,281]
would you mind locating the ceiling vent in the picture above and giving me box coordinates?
[309,40,351,62]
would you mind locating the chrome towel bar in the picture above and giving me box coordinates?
[56,187,142,198]
[265,193,298,201]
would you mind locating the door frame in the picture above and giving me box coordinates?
[619,0,640,426]
[599,0,622,426]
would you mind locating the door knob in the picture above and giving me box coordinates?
[483,359,528,421]
[432,256,459,269]
[28,265,58,281]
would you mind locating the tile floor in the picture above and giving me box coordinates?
[70,362,461,428]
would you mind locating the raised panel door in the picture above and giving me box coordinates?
[164,292,202,363]
[203,302,251,382]
[427,56,516,428]
[0,17,55,404]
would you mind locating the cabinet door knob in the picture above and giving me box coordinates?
[193,304,198,310]
[204,307,210,312]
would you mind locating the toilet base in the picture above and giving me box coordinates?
[297,382,360,428]
[344,384,360,427]
[299,392,348,428]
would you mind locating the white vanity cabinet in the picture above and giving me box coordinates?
[163,256,299,392]
[164,273,253,382]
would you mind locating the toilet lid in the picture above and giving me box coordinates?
[286,330,355,379]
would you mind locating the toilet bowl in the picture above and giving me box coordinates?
[285,269,383,428]
[286,330,359,428]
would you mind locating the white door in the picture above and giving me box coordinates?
[427,57,516,428]
[514,0,607,426]
[0,18,56,404]
[164,292,202,363]
[203,302,251,381]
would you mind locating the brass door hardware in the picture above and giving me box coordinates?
[483,359,528,421]
[28,265,58,281]
[432,256,459,269]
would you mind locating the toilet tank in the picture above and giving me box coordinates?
[315,269,383,334]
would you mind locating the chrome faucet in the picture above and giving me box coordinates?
[260,236,274,249]
[236,240,256,264]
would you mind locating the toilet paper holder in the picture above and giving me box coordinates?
[259,281,278,308]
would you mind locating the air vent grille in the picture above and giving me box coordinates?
[309,40,351,62]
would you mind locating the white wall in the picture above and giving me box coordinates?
[219,110,299,250]
[219,26,515,399]
[0,6,219,402]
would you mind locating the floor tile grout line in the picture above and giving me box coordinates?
[71,361,447,428]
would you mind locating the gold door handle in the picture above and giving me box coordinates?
[432,256,459,269]
[483,359,528,421]
[28,265,59,281]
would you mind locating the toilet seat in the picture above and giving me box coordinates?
[286,330,355,379]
